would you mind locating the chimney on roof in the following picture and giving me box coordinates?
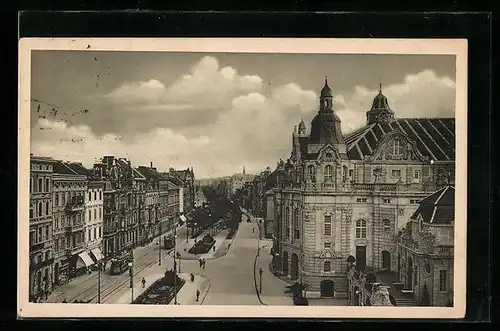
[150,161,153,168]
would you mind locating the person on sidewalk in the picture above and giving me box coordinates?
[213,246,215,252]
[253,228,255,233]
[142,277,146,288]
[196,289,200,302]
[190,273,195,282]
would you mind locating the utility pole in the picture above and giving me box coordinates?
[157,205,161,266]
[173,215,178,305]
[97,260,102,303]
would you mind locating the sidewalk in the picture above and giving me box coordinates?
[113,272,165,304]
[172,273,211,305]
[254,230,293,306]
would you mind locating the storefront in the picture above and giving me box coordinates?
[74,251,95,276]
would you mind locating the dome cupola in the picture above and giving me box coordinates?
[308,77,345,146]
[366,82,395,125]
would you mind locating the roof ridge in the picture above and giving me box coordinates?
[61,161,78,175]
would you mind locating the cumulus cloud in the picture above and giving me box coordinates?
[31,57,456,178]
[335,69,456,134]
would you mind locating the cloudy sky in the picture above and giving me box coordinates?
[30,51,456,178]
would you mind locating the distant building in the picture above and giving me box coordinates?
[194,187,208,208]
[397,185,455,306]
[29,155,56,301]
[168,167,195,215]
[230,167,255,195]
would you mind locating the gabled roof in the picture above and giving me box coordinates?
[53,161,78,175]
[136,166,163,181]
[344,118,455,161]
[410,185,455,224]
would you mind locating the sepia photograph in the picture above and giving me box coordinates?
[18,38,467,318]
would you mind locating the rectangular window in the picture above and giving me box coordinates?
[391,169,402,178]
[324,242,331,249]
[88,229,92,241]
[294,229,300,240]
[383,198,391,204]
[413,169,420,180]
[356,198,367,203]
[94,228,97,240]
[439,270,447,291]
[29,207,34,219]
[38,178,43,192]
[324,215,332,236]
[45,226,49,238]
[99,226,102,238]
[29,231,35,245]
[45,251,50,260]
[30,178,33,193]
[410,199,420,204]
[349,169,354,178]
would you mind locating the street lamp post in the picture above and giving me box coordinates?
[156,205,161,266]
[173,216,178,305]
[97,261,102,304]
[128,261,133,303]
[259,267,263,294]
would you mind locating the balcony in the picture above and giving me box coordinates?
[65,222,84,232]
[399,237,454,257]
[30,242,45,252]
[66,196,85,212]
[30,257,54,271]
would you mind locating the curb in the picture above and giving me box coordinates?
[200,281,211,305]
[253,223,267,306]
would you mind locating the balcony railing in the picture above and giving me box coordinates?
[399,237,454,257]
[65,222,84,232]
[30,257,54,270]
[66,197,84,212]
[30,242,45,252]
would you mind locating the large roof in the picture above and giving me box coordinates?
[410,185,455,224]
[136,166,163,181]
[344,118,455,161]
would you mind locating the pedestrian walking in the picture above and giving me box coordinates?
[141,277,146,288]
[253,228,255,233]
[213,246,215,252]
[202,259,206,269]
[199,258,202,268]
[190,273,195,282]
[62,298,67,303]
[196,289,200,302]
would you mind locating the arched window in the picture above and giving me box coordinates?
[324,165,333,182]
[307,165,316,182]
[342,165,348,181]
[355,219,367,239]
[392,139,402,155]
[45,178,50,192]
[324,261,331,272]
[383,219,391,232]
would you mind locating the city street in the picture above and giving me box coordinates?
[43,212,292,305]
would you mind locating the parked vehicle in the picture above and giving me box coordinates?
[163,236,175,250]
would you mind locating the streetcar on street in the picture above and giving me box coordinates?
[109,253,133,275]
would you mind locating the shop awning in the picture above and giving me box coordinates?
[90,248,104,262]
[76,251,95,269]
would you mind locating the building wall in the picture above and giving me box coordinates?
[52,175,86,280]
[29,158,55,300]
[85,184,103,252]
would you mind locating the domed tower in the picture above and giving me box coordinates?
[308,77,346,149]
[366,82,395,125]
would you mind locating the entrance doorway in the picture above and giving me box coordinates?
[320,280,335,298]
[282,251,289,276]
[356,246,367,270]
[381,250,391,271]
[290,253,299,280]
[406,256,413,290]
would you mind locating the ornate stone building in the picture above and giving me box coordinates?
[270,78,455,298]
[29,155,56,301]
[397,185,454,306]
[168,167,196,215]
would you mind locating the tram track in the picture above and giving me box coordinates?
[48,242,172,303]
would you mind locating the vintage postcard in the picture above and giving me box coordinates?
[18,38,467,319]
